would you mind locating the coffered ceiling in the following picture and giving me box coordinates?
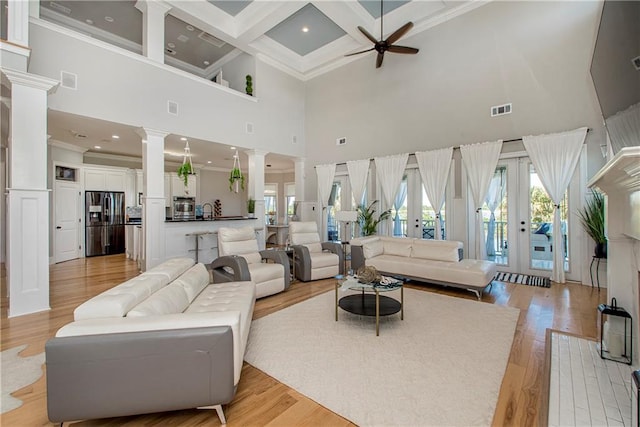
[39,0,484,80]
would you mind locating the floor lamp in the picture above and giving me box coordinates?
[335,210,358,243]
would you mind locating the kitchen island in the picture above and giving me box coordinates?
[165,217,258,263]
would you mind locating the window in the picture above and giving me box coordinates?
[285,183,295,222]
[265,184,277,224]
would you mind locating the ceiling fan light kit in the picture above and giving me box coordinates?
[346,0,419,68]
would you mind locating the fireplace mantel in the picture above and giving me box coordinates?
[588,146,640,365]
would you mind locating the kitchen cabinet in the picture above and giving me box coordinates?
[170,173,197,198]
[84,166,126,192]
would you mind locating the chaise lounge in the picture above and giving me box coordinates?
[350,236,497,300]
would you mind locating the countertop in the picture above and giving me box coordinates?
[165,216,256,223]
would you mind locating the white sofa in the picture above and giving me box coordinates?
[350,237,496,300]
[45,257,255,425]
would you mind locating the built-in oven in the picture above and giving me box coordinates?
[173,196,195,220]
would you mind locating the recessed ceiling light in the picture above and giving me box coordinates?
[207,160,212,164]
[111,134,120,139]
[104,16,114,23]
[302,26,309,33]
[94,145,101,149]
[180,137,187,141]
[230,146,236,150]
[167,42,175,48]
[186,25,194,31]
[203,60,210,66]
[85,19,94,25]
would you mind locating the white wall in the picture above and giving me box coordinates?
[221,52,255,96]
[198,169,244,216]
[304,1,607,198]
[28,19,305,159]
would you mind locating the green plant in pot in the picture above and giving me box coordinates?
[247,197,255,218]
[357,200,391,236]
[577,190,606,258]
[245,74,253,96]
[229,168,245,192]
[177,163,193,187]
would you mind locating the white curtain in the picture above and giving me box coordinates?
[393,180,407,236]
[523,127,587,283]
[484,172,505,257]
[374,153,409,236]
[346,159,370,207]
[415,147,453,240]
[315,163,336,240]
[606,102,640,154]
[460,140,503,260]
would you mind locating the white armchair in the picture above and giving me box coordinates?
[288,221,343,281]
[209,226,290,298]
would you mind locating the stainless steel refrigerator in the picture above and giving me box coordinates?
[85,191,125,257]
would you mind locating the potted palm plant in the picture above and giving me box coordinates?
[247,197,255,218]
[577,190,606,258]
[357,200,391,236]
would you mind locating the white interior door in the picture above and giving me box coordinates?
[54,180,82,263]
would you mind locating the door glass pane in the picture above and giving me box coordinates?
[393,176,408,237]
[327,182,341,241]
[529,165,569,271]
[421,188,445,240]
[264,183,277,224]
[484,167,507,265]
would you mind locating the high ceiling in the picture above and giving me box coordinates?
[36,0,484,170]
[39,0,481,79]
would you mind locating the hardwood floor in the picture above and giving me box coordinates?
[0,255,607,426]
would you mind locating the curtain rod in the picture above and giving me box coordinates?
[319,128,591,168]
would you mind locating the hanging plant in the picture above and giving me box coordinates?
[229,168,245,192]
[177,162,193,187]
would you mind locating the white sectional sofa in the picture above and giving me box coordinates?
[45,257,255,425]
[350,236,496,300]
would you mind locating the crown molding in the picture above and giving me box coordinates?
[48,139,89,153]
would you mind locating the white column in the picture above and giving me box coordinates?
[246,150,267,248]
[1,68,59,317]
[7,0,29,47]
[135,0,172,64]
[294,157,306,202]
[136,127,168,271]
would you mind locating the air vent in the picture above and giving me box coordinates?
[198,31,226,48]
[632,56,640,71]
[246,122,254,134]
[165,48,177,55]
[491,103,512,117]
[168,101,178,116]
[49,1,71,14]
[336,137,346,146]
[60,71,77,90]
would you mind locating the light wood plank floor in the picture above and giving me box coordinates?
[0,255,607,426]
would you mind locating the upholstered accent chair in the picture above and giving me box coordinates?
[209,226,290,298]
[288,221,343,281]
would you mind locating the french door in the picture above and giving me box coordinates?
[482,155,581,281]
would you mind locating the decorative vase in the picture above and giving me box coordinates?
[594,242,607,259]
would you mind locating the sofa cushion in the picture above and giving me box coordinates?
[289,221,321,247]
[248,262,284,284]
[172,263,210,302]
[127,280,192,317]
[363,239,384,259]
[143,257,195,282]
[304,242,323,253]
[73,274,166,321]
[218,227,259,258]
[410,240,462,262]
[241,252,263,265]
[309,251,339,269]
[382,239,412,257]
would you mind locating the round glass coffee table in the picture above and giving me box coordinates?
[335,275,404,336]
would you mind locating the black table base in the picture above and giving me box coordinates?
[338,294,401,316]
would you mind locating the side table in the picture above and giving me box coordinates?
[589,256,605,290]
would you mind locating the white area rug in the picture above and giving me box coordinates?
[245,289,520,426]
[1,345,46,413]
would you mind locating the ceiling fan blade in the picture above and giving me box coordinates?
[357,26,379,44]
[387,45,419,54]
[376,52,384,68]
[385,22,414,45]
[345,47,375,57]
